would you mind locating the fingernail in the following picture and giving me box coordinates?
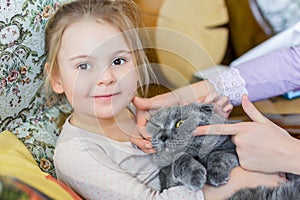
[150,149,156,153]
[145,143,152,148]
[243,94,249,101]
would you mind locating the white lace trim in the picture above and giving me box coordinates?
[207,68,248,105]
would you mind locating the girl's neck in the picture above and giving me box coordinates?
[70,109,139,142]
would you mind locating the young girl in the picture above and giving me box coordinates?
[44,0,284,199]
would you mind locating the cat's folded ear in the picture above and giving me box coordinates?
[197,103,213,113]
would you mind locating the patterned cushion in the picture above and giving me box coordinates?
[0,0,71,177]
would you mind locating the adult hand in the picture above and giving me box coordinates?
[194,94,297,173]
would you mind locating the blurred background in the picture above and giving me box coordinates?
[134,0,300,138]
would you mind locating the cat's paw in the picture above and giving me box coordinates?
[206,167,230,187]
[173,154,207,191]
[206,152,238,186]
[183,166,207,191]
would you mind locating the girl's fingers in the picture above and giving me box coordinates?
[203,93,218,104]
[196,96,206,103]
[132,96,151,110]
[223,103,233,113]
[136,125,151,140]
[135,110,150,126]
[129,136,156,153]
[215,96,229,107]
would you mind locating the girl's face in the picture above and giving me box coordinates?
[52,19,138,121]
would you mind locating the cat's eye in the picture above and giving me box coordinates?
[175,120,184,128]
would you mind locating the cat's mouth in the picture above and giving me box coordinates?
[153,142,184,154]
[151,140,165,151]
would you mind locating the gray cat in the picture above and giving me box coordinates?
[146,103,300,199]
[146,103,239,191]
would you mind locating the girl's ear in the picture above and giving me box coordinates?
[45,62,64,94]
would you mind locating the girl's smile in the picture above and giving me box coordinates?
[91,92,121,101]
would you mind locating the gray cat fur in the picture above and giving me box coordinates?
[229,179,300,200]
[146,103,300,199]
[146,103,239,191]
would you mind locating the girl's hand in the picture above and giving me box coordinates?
[130,96,156,153]
[131,92,184,153]
[194,94,296,173]
[201,95,233,118]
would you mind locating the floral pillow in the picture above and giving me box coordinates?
[0,0,71,177]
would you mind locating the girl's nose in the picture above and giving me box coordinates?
[97,67,116,86]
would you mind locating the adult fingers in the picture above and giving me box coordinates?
[193,123,240,136]
[241,95,269,123]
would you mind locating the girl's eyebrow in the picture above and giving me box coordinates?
[69,55,89,61]
[112,49,132,55]
[69,50,131,61]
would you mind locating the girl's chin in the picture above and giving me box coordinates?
[94,109,123,119]
[95,113,115,119]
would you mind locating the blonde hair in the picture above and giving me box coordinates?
[44,0,157,96]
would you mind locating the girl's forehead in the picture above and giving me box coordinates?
[63,19,124,45]
[59,19,130,57]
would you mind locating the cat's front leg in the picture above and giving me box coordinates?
[206,151,239,186]
[172,152,207,191]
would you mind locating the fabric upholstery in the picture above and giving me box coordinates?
[0,0,71,177]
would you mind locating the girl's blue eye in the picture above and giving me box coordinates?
[112,57,126,66]
[77,63,92,70]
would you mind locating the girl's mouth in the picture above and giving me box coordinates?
[92,92,121,100]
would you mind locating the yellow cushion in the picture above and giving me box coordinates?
[0,131,81,200]
[156,0,229,88]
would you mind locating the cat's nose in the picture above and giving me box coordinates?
[160,134,169,142]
